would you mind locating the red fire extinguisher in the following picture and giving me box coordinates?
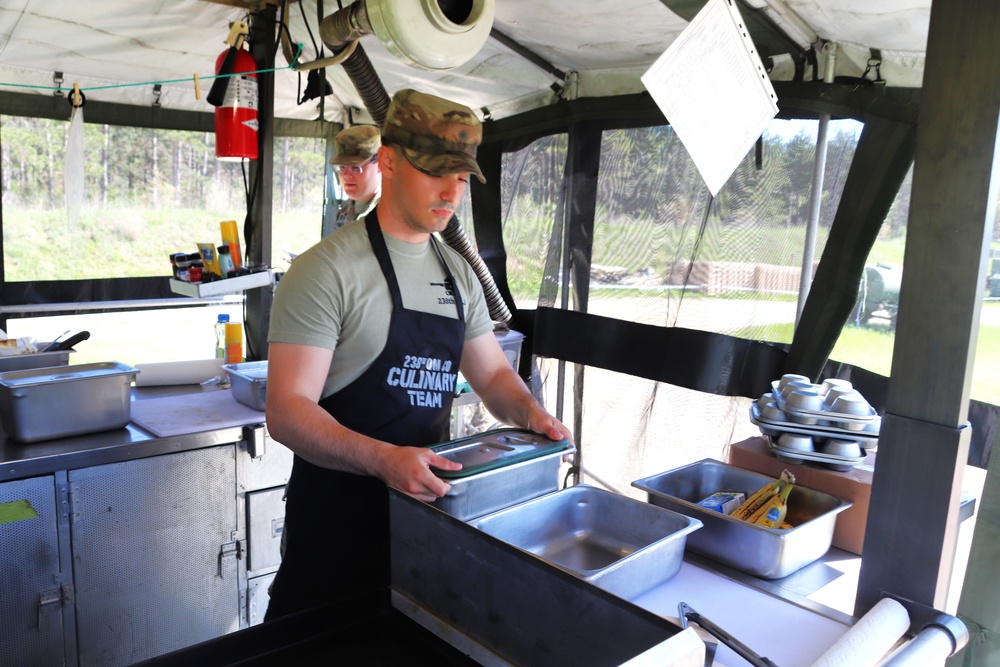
[211,47,258,161]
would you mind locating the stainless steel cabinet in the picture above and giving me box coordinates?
[0,475,74,667]
[1,426,293,665]
[69,446,240,667]
[238,425,293,626]
[245,487,284,625]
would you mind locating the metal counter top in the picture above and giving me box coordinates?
[0,385,249,482]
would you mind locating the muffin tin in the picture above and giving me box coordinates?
[749,374,879,471]
[770,380,878,430]
[768,436,867,472]
[750,400,879,448]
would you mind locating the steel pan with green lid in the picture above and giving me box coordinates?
[428,428,574,521]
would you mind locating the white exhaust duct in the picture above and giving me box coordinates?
[317,0,497,127]
[365,0,494,70]
[319,0,494,71]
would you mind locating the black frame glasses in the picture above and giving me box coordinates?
[336,155,379,175]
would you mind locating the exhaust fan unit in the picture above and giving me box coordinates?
[321,0,494,71]
[367,0,493,70]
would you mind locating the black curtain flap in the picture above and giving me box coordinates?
[469,141,515,314]
[565,122,602,314]
[3,277,174,306]
[786,116,917,378]
[966,399,997,469]
[532,306,787,398]
[531,307,996,468]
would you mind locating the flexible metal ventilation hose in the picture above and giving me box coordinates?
[320,3,513,327]
[438,219,511,325]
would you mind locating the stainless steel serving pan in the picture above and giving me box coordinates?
[429,428,573,521]
[632,459,852,579]
[0,348,73,373]
[223,360,267,411]
[473,484,702,599]
[0,361,138,443]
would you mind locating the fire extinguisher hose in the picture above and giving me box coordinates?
[207,46,239,107]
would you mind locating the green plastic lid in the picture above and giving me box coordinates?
[430,428,571,479]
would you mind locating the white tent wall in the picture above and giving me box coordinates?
[2,0,999,664]
[0,1,931,123]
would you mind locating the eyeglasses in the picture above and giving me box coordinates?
[336,156,378,175]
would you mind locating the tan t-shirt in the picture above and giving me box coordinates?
[268,217,493,398]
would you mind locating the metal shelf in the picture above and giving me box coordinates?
[169,270,273,298]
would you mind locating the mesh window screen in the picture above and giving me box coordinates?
[499,120,861,496]
[500,134,569,311]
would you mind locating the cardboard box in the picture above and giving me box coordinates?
[727,436,874,555]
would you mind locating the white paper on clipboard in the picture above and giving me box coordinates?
[641,0,778,196]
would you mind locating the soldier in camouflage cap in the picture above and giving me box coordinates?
[264,87,572,620]
[330,124,381,165]
[330,125,382,230]
[381,88,486,183]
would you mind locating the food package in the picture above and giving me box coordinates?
[696,491,745,515]
[0,335,37,356]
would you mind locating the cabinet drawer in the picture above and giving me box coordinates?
[247,487,285,575]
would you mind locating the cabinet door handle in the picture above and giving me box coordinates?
[243,424,268,459]
[218,540,241,579]
[37,588,62,631]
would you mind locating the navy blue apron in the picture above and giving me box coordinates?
[266,212,466,619]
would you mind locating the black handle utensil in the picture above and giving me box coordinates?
[41,331,90,352]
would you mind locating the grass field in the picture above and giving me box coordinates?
[732,301,1000,405]
[6,202,998,405]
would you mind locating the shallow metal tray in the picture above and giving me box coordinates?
[750,402,879,448]
[632,459,852,579]
[0,347,72,373]
[0,361,138,443]
[472,484,701,599]
[770,381,878,428]
[769,438,867,472]
[223,360,267,411]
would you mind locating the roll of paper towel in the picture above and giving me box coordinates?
[810,597,910,667]
[134,359,225,386]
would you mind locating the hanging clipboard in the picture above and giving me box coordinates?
[641,0,779,196]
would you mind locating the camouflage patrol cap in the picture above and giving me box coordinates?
[329,125,381,165]
[381,89,485,183]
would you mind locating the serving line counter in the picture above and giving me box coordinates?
[0,385,971,666]
[0,386,261,481]
[391,489,860,667]
[140,489,965,667]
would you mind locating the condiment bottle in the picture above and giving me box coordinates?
[175,253,193,281]
[215,314,230,359]
[169,252,186,279]
[218,245,236,278]
[225,322,243,365]
[220,220,243,269]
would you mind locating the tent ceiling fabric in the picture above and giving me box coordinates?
[0,0,929,124]
[789,0,930,51]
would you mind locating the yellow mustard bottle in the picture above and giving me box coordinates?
[220,220,243,269]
